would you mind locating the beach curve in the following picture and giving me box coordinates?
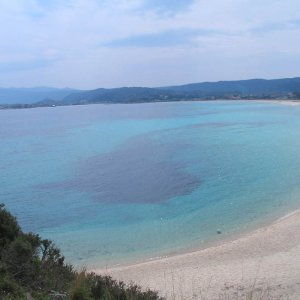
[94,209,300,299]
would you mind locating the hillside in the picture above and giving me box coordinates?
[1,77,300,108]
[162,77,300,96]
[43,77,300,105]
[0,203,162,300]
[60,87,181,104]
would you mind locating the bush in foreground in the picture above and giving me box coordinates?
[0,204,163,300]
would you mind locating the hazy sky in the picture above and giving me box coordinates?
[1,0,300,89]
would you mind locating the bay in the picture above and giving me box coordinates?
[1,101,300,268]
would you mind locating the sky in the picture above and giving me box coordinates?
[1,0,300,89]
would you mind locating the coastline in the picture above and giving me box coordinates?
[1,98,300,111]
[94,209,300,299]
[5,98,300,298]
[90,99,300,299]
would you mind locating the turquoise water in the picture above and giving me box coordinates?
[1,101,300,268]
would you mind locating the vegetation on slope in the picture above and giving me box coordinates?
[37,77,300,106]
[1,77,300,109]
[0,203,163,300]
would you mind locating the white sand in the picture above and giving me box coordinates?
[94,211,300,299]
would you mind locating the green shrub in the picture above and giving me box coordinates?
[0,204,20,251]
[0,203,163,300]
[69,272,93,300]
[0,275,26,299]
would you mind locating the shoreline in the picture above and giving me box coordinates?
[94,209,300,299]
[91,100,300,298]
[90,206,291,270]
[1,98,300,111]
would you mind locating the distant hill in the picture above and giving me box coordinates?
[0,87,79,104]
[162,77,300,97]
[1,77,300,108]
[60,87,180,104]
[59,77,300,105]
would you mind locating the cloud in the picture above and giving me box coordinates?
[250,19,300,34]
[0,58,58,73]
[0,0,300,88]
[104,28,219,48]
[140,0,195,15]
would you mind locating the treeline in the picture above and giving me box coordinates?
[1,77,300,109]
[1,92,300,110]
[0,204,163,300]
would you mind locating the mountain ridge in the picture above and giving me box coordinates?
[1,77,300,108]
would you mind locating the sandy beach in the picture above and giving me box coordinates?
[94,210,300,299]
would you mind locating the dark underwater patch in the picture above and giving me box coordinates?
[38,135,201,204]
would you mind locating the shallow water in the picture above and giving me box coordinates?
[1,101,300,268]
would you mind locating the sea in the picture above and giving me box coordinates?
[1,100,300,268]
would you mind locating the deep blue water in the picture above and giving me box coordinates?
[1,101,300,268]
